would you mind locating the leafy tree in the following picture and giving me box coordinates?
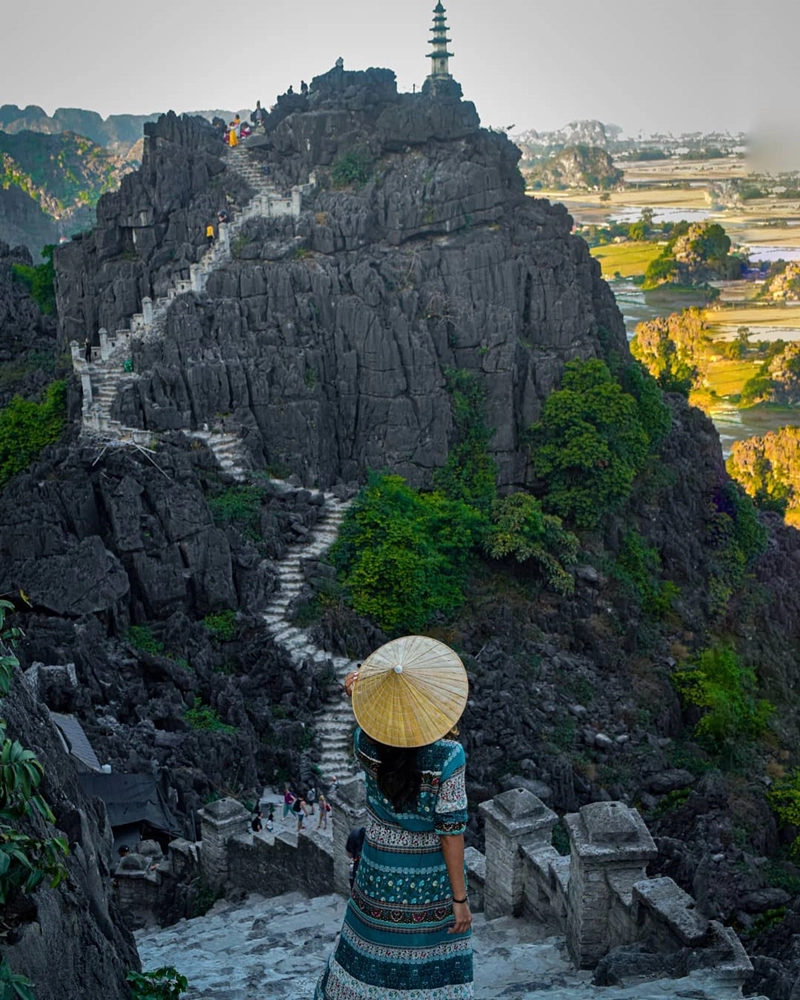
[529,359,661,529]
[434,370,498,513]
[330,473,483,634]
[11,245,56,315]
[482,493,579,595]
[331,147,374,187]
[672,645,773,762]
[0,380,67,487]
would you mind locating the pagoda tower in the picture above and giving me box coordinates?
[427,2,454,80]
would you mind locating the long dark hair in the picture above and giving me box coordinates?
[375,742,422,811]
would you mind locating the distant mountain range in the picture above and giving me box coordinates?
[0,105,241,257]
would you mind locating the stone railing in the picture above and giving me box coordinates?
[114,783,753,995]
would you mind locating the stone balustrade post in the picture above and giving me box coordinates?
[291,187,302,216]
[479,789,557,919]
[331,775,366,898]
[99,328,110,361]
[565,801,657,968]
[142,297,153,327]
[198,797,249,891]
[70,340,82,367]
[80,372,93,409]
[218,222,230,249]
[190,264,203,293]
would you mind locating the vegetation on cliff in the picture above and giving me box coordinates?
[11,245,55,314]
[529,358,670,528]
[526,145,623,191]
[0,380,66,488]
[727,427,800,523]
[0,601,69,997]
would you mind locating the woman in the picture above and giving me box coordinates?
[282,784,295,820]
[315,635,473,999]
[317,794,330,831]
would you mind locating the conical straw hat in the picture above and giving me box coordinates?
[352,636,468,748]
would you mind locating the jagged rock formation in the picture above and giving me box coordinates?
[56,67,627,491]
[526,145,624,191]
[1,670,138,998]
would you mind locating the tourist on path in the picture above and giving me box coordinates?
[293,796,308,832]
[84,337,92,363]
[206,223,215,248]
[306,785,316,815]
[317,795,331,831]
[314,635,473,999]
[266,808,274,833]
[251,807,262,833]
[282,784,295,819]
[228,124,238,148]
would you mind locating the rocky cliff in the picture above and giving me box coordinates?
[0,668,138,998]
[56,67,627,491]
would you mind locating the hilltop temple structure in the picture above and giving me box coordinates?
[423,2,463,98]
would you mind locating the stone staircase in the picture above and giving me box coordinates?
[136,889,757,1000]
[70,141,305,477]
[261,492,358,778]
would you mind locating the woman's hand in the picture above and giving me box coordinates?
[343,670,359,698]
[449,900,472,934]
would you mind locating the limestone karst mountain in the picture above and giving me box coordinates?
[3,51,800,1000]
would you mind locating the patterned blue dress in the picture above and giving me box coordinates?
[315,728,473,1000]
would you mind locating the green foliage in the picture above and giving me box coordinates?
[126,967,188,1000]
[768,770,800,855]
[482,493,579,595]
[126,625,164,656]
[707,481,768,616]
[652,788,691,817]
[433,370,498,513]
[207,485,263,540]
[184,701,237,734]
[0,601,22,696]
[0,961,35,1000]
[529,359,665,529]
[613,530,679,618]
[331,147,374,187]
[203,610,237,642]
[11,246,56,315]
[330,472,483,634]
[672,645,773,761]
[727,427,799,518]
[0,380,67,487]
[631,308,710,396]
[0,604,69,923]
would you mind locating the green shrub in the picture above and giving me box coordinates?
[482,492,579,595]
[184,701,237,733]
[707,481,768,616]
[672,645,773,761]
[207,485,263,539]
[613,530,679,618]
[11,245,56,315]
[434,369,498,513]
[203,609,237,642]
[529,359,661,528]
[331,147,374,187]
[126,967,188,1000]
[330,472,483,634]
[126,625,164,656]
[0,380,66,487]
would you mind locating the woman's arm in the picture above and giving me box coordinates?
[440,833,472,933]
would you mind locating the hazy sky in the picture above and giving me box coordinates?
[2,0,797,137]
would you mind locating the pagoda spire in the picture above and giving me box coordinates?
[427,1,454,80]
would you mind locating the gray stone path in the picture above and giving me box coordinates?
[136,890,756,999]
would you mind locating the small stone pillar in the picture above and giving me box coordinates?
[80,372,93,408]
[190,264,203,293]
[142,296,153,327]
[218,221,230,249]
[331,775,366,898]
[99,328,110,361]
[291,187,302,217]
[565,801,657,968]
[479,789,557,919]
[198,797,249,891]
[70,340,81,366]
